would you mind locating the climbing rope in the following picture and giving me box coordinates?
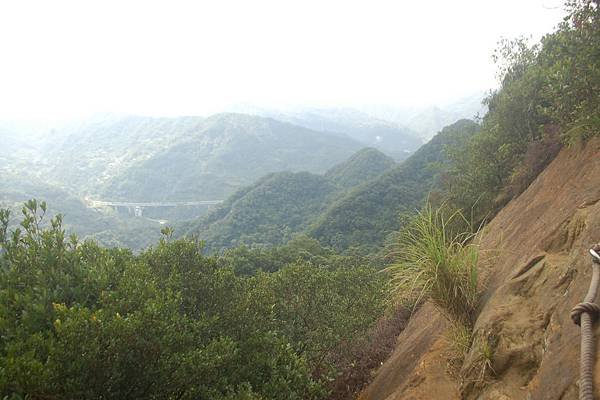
[571,245,600,400]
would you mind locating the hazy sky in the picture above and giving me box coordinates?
[0,0,566,119]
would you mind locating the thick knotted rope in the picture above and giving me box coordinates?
[571,246,600,400]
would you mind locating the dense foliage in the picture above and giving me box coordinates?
[0,201,387,400]
[189,172,338,252]
[445,0,600,222]
[218,235,370,276]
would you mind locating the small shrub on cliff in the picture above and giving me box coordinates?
[387,204,480,328]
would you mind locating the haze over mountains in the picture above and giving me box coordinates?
[43,113,366,202]
[229,106,423,160]
[0,95,484,250]
[361,91,487,139]
[231,91,486,142]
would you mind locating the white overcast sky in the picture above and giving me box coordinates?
[0,0,566,119]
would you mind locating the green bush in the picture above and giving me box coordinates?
[445,0,600,222]
[0,200,387,399]
[251,263,388,373]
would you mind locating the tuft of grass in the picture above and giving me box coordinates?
[387,203,480,328]
[445,321,474,377]
[461,331,498,392]
[476,339,495,380]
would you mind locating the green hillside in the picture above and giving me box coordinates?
[46,113,363,202]
[189,172,337,251]
[309,119,481,252]
[46,115,207,195]
[325,147,395,189]
[101,113,363,201]
[2,2,599,399]
[187,147,396,252]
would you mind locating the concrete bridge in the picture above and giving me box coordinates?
[86,198,223,217]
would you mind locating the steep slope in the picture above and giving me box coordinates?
[186,147,396,252]
[360,137,600,399]
[309,119,480,252]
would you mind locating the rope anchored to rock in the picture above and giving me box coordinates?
[571,245,600,400]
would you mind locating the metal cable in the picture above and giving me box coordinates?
[571,246,600,400]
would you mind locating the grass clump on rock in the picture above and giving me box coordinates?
[388,203,480,329]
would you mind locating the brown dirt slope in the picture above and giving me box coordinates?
[359,137,600,400]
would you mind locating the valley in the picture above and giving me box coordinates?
[0,105,477,251]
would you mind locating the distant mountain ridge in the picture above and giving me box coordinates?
[187,120,480,254]
[361,92,487,140]
[229,94,485,151]
[43,113,365,202]
[45,115,207,194]
[228,106,423,160]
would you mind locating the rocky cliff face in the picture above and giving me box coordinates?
[360,137,600,399]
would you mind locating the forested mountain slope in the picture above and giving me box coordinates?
[187,147,396,252]
[309,119,480,252]
[324,147,396,189]
[101,113,363,201]
[45,114,207,194]
[45,113,364,201]
[188,120,478,254]
[189,172,337,251]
